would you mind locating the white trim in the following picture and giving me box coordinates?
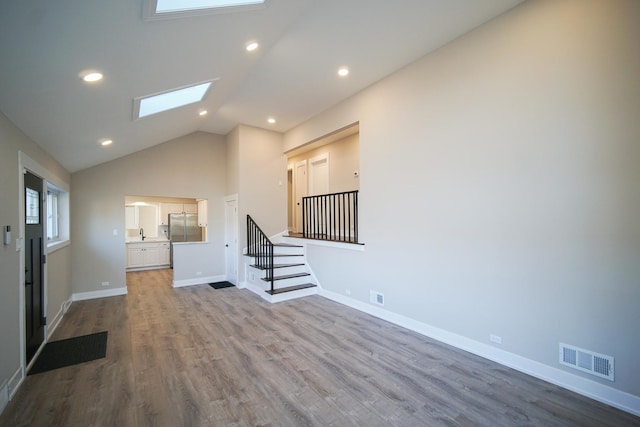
[46,239,70,254]
[7,366,22,400]
[224,194,238,285]
[282,234,365,251]
[72,287,127,301]
[268,286,318,303]
[19,151,69,192]
[320,289,640,417]
[172,275,224,288]
[293,159,307,233]
[308,152,329,196]
[0,380,8,415]
[46,298,72,340]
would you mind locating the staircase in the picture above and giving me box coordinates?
[244,216,318,303]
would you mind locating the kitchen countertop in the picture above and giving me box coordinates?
[126,238,169,243]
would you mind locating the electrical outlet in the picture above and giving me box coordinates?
[101,281,110,287]
[345,289,351,295]
[490,334,502,344]
[196,272,202,276]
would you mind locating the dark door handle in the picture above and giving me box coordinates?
[225,244,229,247]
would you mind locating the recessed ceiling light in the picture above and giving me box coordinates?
[199,110,208,116]
[80,70,103,83]
[134,80,214,119]
[267,117,276,124]
[246,41,259,52]
[338,67,349,77]
[99,139,113,146]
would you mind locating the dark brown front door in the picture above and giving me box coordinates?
[24,170,45,364]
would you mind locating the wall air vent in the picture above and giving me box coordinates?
[370,290,384,306]
[559,343,614,381]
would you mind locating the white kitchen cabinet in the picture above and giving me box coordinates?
[127,242,169,269]
[125,205,139,229]
[159,203,183,225]
[159,242,170,265]
[184,203,197,213]
[127,246,144,268]
[197,200,207,227]
[159,203,198,225]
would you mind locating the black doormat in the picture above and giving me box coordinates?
[209,281,235,289]
[28,331,108,375]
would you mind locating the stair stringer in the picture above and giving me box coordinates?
[275,235,323,293]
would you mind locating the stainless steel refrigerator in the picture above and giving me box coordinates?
[168,213,202,267]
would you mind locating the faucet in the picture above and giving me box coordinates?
[139,228,145,241]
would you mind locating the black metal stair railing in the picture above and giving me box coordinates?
[302,190,358,243]
[247,215,274,293]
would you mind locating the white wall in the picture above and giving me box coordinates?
[286,0,640,402]
[229,125,287,283]
[287,133,360,194]
[0,111,71,402]
[71,131,227,294]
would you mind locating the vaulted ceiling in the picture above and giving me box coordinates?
[0,0,523,172]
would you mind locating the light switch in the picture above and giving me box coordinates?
[113,228,118,236]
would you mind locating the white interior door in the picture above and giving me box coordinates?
[309,153,329,195]
[224,197,238,284]
[294,161,307,233]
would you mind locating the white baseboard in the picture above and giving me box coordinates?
[240,280,269,300]
[0,379,8,415]
[7,366,22,401]
[172,275,224,288]
[320,289,640,417]
[72,287,127,301]
[1,366,24,417]
[47,298,72,340]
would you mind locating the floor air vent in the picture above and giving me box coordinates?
[559,343,614,381]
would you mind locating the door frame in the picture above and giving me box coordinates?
[224,194,238,285]
[18,152,50,374]
[293,160,307,233]
[309,152,330,196]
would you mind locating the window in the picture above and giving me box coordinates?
[155,0,265,13]
[20,151,70,251]
[134,81,213,119]
[26,188,40,224]
[47,189,59,241]
[143,0,267,20]
[46,182,69,248]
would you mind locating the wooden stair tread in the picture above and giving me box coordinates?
[261,272,310,282]
[250,263,305,270]
[265,283,317,295]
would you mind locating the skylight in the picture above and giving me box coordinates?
[134,81,212,119]
[155,0,265,13]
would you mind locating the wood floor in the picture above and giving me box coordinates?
[1,269,638,426]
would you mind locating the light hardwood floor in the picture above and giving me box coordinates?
[1,269,638,426]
